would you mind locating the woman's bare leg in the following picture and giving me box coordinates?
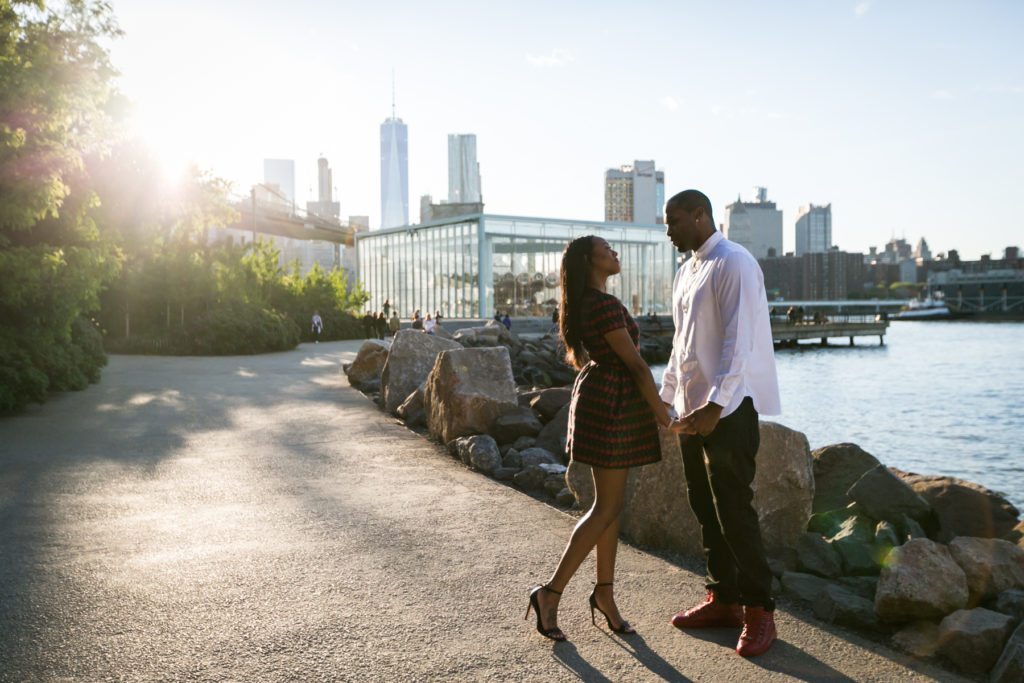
[593,514,628,627]
[535,467,628,631]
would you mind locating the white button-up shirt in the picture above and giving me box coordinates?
[659,231,781,419]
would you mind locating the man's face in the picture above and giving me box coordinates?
[665,205,702,252]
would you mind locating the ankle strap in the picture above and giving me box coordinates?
[594,582,614,587]
[543,584,562,595]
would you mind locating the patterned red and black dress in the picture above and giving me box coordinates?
[566,288,662,468]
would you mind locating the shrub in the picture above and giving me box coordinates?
[179,303,300,356]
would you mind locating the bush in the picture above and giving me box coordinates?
[0,316,108,413]
[178,303,300,356]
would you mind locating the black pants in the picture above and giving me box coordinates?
[679,397,774,610]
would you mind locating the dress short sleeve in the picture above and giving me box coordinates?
[591,293,627,336]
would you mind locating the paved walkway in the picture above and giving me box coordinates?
[0,341,963,682]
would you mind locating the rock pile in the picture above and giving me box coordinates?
[344,325,577,508]
[781,442,1024,678]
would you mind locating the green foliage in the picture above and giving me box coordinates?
[179,302,300,356]
[0,1,123,412]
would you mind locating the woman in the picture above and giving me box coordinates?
[525,236,673,641]
[423,313,436,335]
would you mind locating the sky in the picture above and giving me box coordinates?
[109,0,1023,259]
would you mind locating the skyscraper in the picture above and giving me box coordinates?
[604,160,664,224]
[794,203,832,256]
[263,159,296,210]
[380,92,408,229]
[448,134,481,204]
[306,156,340,222]
[724,187,783,259]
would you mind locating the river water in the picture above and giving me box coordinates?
[650,321,1024,510]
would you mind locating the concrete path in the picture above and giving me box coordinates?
[0,341,964,682]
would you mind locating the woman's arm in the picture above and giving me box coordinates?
[604,327,673,428]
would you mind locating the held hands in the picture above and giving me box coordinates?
[668,402,724,437]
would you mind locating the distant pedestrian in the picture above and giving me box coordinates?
[424,313,436,335]
[375,312,388,340]
[502,313,512,330]
[494,310,503,323]
[362,311,375,338]
[383,299,391,318]
[388,312,400,336]
[311,310,324,343]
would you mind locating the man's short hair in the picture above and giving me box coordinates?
[667,189,714,223]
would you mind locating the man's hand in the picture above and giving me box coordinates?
[671,402,724,436]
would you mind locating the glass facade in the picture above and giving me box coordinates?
[356,214,676,318]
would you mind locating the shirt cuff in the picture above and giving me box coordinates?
[659,383,676,405]
[706,383,735,409]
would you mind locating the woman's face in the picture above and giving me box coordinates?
[589,238,621,276]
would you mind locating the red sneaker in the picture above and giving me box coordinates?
[736,606,777,657]
[671,591,743,629]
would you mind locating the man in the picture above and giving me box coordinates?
[311,310,323,343]
[661,189,782,658]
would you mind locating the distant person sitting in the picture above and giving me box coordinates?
[311,311,324,343]
[424,313,436,335]
[502,313,512,330]
[412,315,424,331]
[434,310,443,326]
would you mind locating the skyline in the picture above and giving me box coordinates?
[112,0,1023,259]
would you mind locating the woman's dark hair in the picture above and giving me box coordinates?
[559,235,595,370]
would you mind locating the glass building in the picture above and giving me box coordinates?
[356,213,677,318]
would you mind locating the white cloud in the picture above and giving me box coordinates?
[662,95,680,111]
[989,83,1024,94]
[526,48,574,68]
[854,1,872,16]
[931,89,954,100]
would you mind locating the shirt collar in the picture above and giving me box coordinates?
[694,231,724,260]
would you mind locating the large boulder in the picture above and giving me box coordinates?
[534,403,570,460]
[891,621,940,659]
[894,471,1021,543]
[750,422,815,553]
[797,532,842,578]
[570,421,813,559]
[992,622,1024,683]
[814,584,883,632]
[875,538,969,621]
[811,443,881,514]
[937,608,1015,675]
[345,339,391,387]
[947,537,1024,604]
[529,387,572,422]
[847,465,931,525]
[381,330,461,414]
[995,588,1024,622]
[396,384,426,427]
[448,435,502,474]
[781,571,832,603]
[491,407,544,443]
[423,347,518,444]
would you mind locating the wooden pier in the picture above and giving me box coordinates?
[771,315,889,347]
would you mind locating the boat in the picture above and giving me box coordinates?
[894,293,951,320]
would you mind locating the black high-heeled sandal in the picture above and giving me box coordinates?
[589,582,636,634]
[525,585,566,641]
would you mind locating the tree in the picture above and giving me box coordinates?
[0,0,125,411]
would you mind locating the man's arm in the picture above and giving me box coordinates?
[707,252,760,410]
